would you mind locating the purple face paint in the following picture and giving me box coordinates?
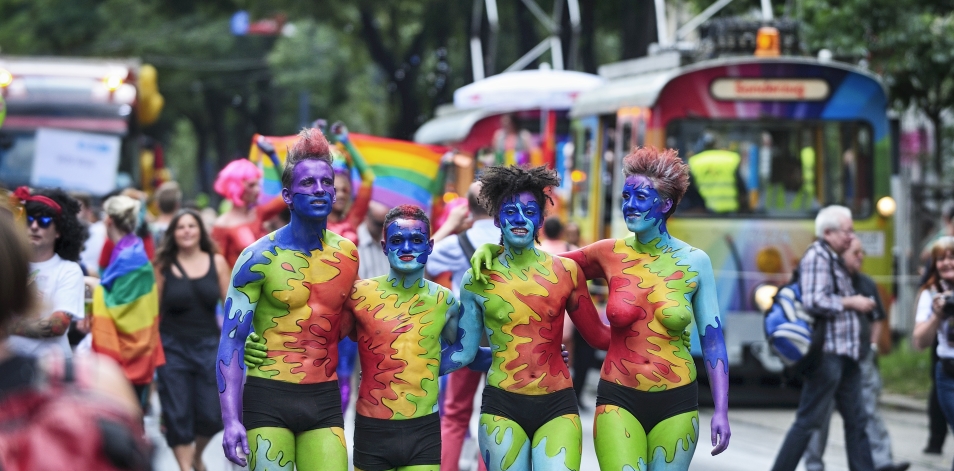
[498,191,542,249]
[621,175,671,235]
[288,159,336,220]
[383,218,432,273]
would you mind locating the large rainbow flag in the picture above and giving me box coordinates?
[91,234,164,385]
[248,133,448,214]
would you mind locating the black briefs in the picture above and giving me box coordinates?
[352,413,441,471]
[596,380,699,432]
[242,376,344,434]
[480,386,579,439]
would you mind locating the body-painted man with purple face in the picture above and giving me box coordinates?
[216,127,358,471]
[460,165,611,471]
[244,204,483,470]
[476,148,731,470]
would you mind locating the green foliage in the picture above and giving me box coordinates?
[880,339,932,399]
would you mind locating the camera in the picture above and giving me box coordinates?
[944,294,954,318]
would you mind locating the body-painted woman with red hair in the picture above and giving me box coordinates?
[475,147,731,470]
[462,165,610,471]
[216,127,358,471]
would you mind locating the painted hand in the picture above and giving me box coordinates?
[710,410,731,455]
[331,121,349,141]
[468,346,493,372]
[682,330,691,349]
[243,332,267,367]
[222,419,250,466]
[470,243,501,284]
[561,343,569,366]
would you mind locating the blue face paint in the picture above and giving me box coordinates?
[288,160,336,220]
[498,191,542,250]
[621,175,670,235]
[383,219,432,273]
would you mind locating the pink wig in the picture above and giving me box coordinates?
[214,159,263,207]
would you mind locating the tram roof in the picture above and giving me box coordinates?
[569,55,886,118]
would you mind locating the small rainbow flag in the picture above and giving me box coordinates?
[91,234,164,385]
[248,133,448,214]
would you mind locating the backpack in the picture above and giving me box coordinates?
[0,355,151,471]
[763,256,836,374]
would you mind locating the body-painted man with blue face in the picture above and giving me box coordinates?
[475,148,731,470]
[245,204,484,471]
[216,127,358,471]
[459,165,610,471]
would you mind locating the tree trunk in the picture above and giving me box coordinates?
[579,0,597,73]
[515,2,539,69]
[622,1,657,59]
[930,112,943,178]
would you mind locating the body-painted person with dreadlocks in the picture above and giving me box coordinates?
[216,127,358,471]
[7,187,87,358]
[473,147,732,470]
[459,165,610,471]
[244,204,483,471]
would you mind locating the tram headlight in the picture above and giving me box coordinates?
[103,74,125,92]
[754,284,779,313]
[876,196,896,218]
[0,69,12,88]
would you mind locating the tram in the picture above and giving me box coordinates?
[569,38,896,397]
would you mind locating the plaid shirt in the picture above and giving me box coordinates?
[799,239,861,359]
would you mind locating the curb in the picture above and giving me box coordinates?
[880,393,927,413]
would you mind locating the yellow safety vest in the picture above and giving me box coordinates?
[689,150,741,213]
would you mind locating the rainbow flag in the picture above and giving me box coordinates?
[248,133,448,214]
[91,234,164,385]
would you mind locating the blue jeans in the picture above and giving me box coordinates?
[771,353,874,471]
[933,361,954,471]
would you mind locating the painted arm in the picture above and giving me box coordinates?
[10,311,71,338]
[333,122,375,230]
[565,261,610,350]
[470,243,503,284]
[440,276,482,375]
[216,250,262,467]
[560,242,607,281]
[691,250,731,455]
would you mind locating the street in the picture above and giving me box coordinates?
[149,385,953,471]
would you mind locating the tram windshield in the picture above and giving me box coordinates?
[667,119,874,218]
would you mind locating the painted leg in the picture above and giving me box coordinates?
[397,465,441,471]
[646,411,699,471]
[593,405,649,471]
[530,414,583,471]
[478,414,532,471]
[294,427,349,471]
[247,427,295,471]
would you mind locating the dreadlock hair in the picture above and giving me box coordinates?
[24,188,87,262]
[622,146,689,220]
[478,165,560,244]
[383,205,431,239]
[282,127,333,189]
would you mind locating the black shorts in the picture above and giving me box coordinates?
[156,334,222,447]
[480,386,579,439]
[242,376,344,434]
[596,380,698,432]
[352,413,441,471]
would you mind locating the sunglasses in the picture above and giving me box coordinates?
[27,215,54,229]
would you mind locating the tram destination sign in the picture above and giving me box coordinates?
[710,78,830,101]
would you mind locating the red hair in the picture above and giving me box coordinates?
[622,146,689,219]
[383,204,430,236]
[282,127,333,188]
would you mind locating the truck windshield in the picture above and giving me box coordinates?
[667,119,874,218]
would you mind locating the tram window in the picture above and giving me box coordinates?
[570,128,593,218]
[666,119,874,218]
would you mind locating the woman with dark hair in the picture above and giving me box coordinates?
[154,209,230,471]
[914,236,954,471]
[461,165,610,471]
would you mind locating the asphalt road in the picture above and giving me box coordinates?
[150,386,954,471]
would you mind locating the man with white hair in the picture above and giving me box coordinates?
[771,205,878,471]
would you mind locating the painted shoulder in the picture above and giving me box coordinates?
[324,230,358,253]
[423,279,457,305]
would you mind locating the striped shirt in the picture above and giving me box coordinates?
[357,223,390,280]
[799,239,861,359]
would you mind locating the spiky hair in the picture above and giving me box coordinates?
[383,204,431,238]
[477,165,559,222]
[622,146,689,219]
[282,127,333,188]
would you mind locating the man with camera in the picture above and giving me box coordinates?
[804,237,910,471]
[771,205,877,471]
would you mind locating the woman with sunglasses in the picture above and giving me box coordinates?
[154,209,230,471]
[914,236,954,471]
[6,187,87,359]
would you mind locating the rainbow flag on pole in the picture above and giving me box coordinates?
[248,133,448,214]
[91,234,164,385]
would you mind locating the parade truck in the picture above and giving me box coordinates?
[0,56,164,196]
[568,22,897,404]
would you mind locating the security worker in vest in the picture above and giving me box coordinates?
[688,133,747,213]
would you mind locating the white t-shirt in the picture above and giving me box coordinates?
[915,289,954,359]
[8,254,86,357]
[80,221,107,276]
